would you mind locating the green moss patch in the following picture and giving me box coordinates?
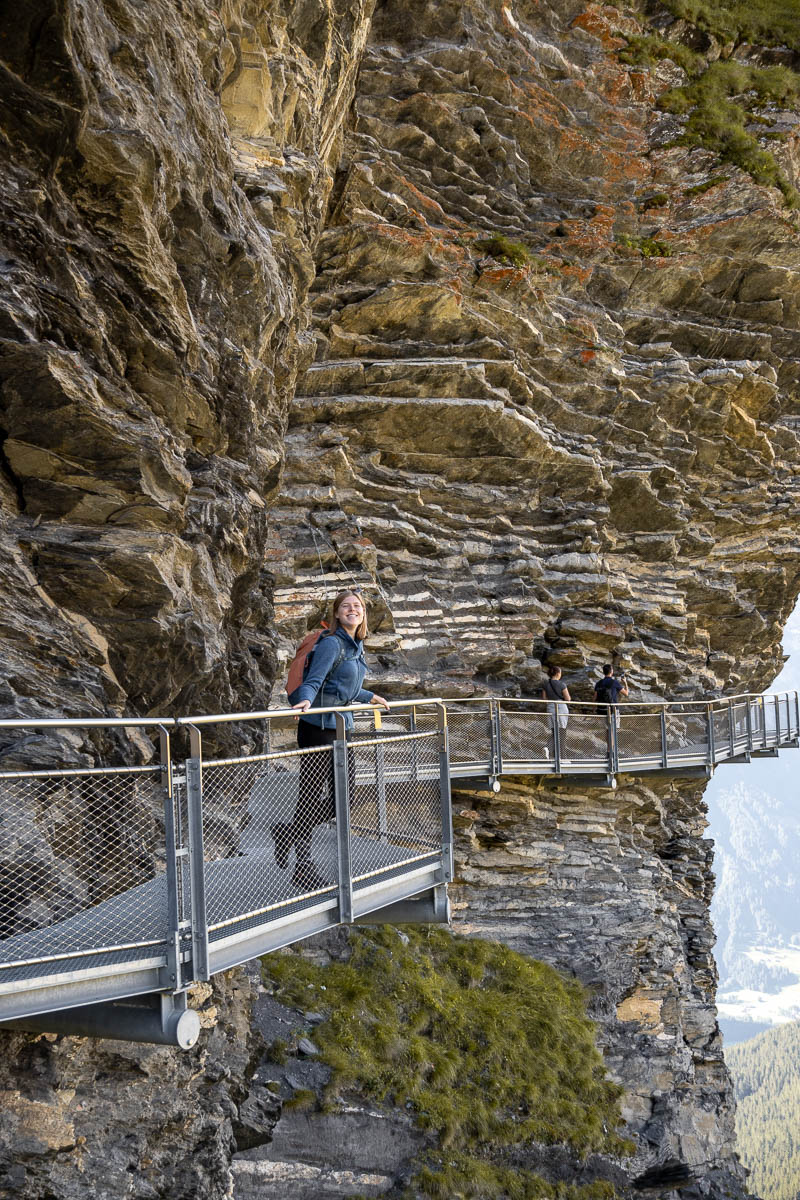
[661,0,800,51]
[682,174,731,195]
[618,4,800,207]
[263,926,631,1198]
[474,234,533,268]
[615,233,674,257]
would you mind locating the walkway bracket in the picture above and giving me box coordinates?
[0,992,200,1049]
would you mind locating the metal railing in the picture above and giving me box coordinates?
[0,702,452,1039]
[1,689,798,1044]
[442,692,800,784]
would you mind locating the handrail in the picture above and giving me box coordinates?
[0,717,178,729]
[176,698,444,725]
[0,692,791,731]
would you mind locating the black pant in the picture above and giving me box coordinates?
[292,720,338,861]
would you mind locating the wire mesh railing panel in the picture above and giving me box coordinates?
[561,713,611,764]
[348,734,441,886]
[712,709,733,759]
[618,713,663,764]
[764,697,778,741]
[749,700,765,744]
[172,777,192,954]
[665,712,708,760]
[731,702,750,750]
[0,767,168,975]
[200,746,338,937]
[351,710,409,738]
[447,705,493,769]
[499,708,552,763]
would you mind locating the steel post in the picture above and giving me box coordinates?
[185,727,209,983]
[660,708,668,769]
[354,885,450,925]
[159,726,181,992]
[333,713,353,924]
[605,709,619,775]
[437,704,454,883]
[553,706,562,774]
[746,696,754,754]
[491,700,503,778]
[728,701,735,758]
[706,705,715,768]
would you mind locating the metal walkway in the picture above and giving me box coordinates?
[437,692,800,788]
[1,691,797,1046]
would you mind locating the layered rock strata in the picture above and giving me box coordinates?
[267,0,800,1192]
[2,0,800,1195]
[0,0,374,723]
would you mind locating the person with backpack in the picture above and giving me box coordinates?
[272,590,389,891]
[593,663,629,727]
[541,665,570,749]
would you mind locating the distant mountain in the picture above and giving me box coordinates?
[706,765,800,1044]
[706,607,800,1045]
[726,1022,800,1200]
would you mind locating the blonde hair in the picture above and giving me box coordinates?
[329,590,368,641]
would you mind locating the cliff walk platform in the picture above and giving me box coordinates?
[0,692,796,1047]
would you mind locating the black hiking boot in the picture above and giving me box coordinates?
[271,822,293,870]
[291,859,332,893]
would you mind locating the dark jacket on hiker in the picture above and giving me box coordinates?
[293,628,375,730]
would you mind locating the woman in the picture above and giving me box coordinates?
[272,591,389,892]
[541,665,570,752]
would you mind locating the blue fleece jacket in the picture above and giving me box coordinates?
[294,628,374,730]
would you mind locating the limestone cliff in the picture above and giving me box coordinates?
[2,0,800,1195]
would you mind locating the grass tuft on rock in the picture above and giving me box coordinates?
[618,4,800,207]
[660,0,800,51]
[263,926,632,1198]
[474,234,532,267]
[615,233,673,257]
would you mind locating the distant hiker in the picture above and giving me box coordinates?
[272,590,389,892]
[593,663,629,726]
[541,665,570,740]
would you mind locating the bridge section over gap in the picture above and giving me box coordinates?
[0,693,796,1046]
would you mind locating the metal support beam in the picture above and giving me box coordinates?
[354,885,450,926]
[437,704,454,883]
[334,713,353,925]
[0,992,200,1049]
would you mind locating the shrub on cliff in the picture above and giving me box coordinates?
[263,926,632,1198]
[619,5,800,207]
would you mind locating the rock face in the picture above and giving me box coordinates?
[0,0,374,720]
[2,0,800,1195]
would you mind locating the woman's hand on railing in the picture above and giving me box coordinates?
[370,694,391,710]
[291,700,312,720]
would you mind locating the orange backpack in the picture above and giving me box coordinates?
[286,624,345,703]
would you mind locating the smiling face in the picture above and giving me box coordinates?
[335,592,365,634]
